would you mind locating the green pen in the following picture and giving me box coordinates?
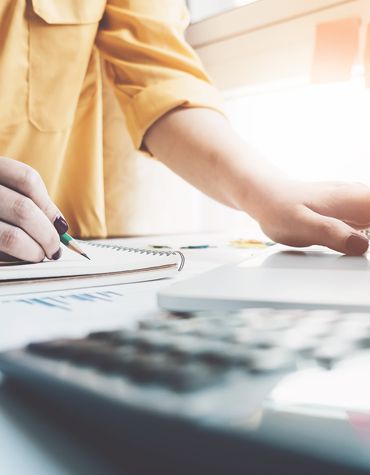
[60,232,90,260]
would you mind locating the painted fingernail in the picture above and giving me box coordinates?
[51,248,62,260]
[345,233,369,256]
[54,216,68,235]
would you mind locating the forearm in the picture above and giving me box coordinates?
[144,107,370,256]
[144,108,284,221]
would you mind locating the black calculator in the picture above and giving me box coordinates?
[1,307,370,474]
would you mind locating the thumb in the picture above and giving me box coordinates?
[301,208,369,256]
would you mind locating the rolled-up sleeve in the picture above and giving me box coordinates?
[96,0,225,150]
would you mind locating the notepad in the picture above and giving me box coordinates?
[0,241,185,284]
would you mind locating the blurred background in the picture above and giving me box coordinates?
[112,0,370,238]
[187,0,259,22]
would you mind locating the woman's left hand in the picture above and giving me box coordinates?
[254,179,370,256]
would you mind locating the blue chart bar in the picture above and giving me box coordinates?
[1,290,124,311]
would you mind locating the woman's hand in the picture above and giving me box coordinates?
[0,157,68,262]
[145,108,370,256]
[255,179,370,256]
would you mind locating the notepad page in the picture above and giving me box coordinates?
[0,243,181,281]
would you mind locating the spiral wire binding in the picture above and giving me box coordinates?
[82,241,185,272]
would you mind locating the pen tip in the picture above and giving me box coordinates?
[81,253,91,260]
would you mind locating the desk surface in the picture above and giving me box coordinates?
[0,233,258,475]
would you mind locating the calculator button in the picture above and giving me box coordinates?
[280,330,321,354]
[115,352,224,392]
[163,362,225,392]
[27,339,75,358]
[171,339,237,367]
[221,345,295,372]
[62,340,122,365]
[191,326,237,341]
[197,344,237,366]
[166,320,202,334]
[88,329,137,346]
[123,353,169,383]
[313,339,355,367]
[131,332,172,351]
[87,330,114,340]
[88,346,138,370]
[294,321,332,338]
[138,320,176,331]
[249,316,292,332]
[246,347,295,373]
[231,329,280,348]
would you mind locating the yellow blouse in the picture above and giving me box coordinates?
[0,0,223,237]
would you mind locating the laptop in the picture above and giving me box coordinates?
[158,245,370,312]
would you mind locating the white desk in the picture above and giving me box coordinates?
[0,234,258,475]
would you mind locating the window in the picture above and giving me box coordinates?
[183,0,370,236]
[225,77,370,183]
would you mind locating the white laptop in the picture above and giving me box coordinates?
[158,245,370,312]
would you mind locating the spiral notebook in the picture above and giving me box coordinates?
[0,241,185,285]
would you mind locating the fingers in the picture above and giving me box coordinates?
[307,181,370,227]
[0,221,45,263]
[0,185,61,260]
[267,181,370,255]
[293,207,369,256]
[0,157,68,261]
[0,157,67,232]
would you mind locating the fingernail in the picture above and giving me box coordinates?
[54,216,68,235]
[345,233,369,256]
[51,248,62,260]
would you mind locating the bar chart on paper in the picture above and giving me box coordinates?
[0,283,162,351]
[10,289,126,312]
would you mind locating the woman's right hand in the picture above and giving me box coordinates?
[0,157,68,262]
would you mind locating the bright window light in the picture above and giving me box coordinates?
[198,77,370,236]
[225,76,370,184]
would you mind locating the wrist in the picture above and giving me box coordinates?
[218,141,287,220]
